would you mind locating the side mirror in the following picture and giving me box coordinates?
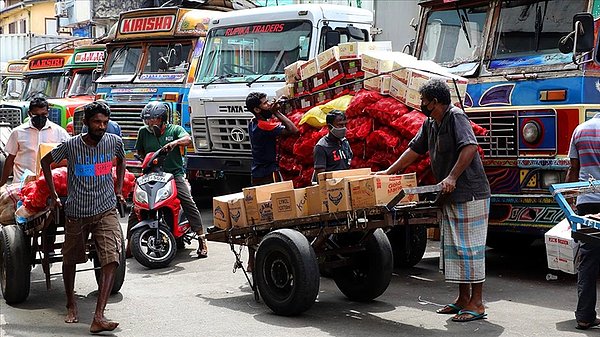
[559,13,594,54]
[324,30,341,50]
[347,25,365,41]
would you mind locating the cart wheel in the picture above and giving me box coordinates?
[332,228,393,302]
[255,229,319,316]
[131,227,177,269]
[0,225,31,304]
[93,229,126,294]
[387,225,427,268]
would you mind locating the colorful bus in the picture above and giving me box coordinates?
[94,4,254,171]
[0,60,27,127]
[413,0,597,245]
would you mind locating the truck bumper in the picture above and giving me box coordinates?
[186,154,252,174]
[488,194,564,235]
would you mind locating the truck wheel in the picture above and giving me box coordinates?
[0,225,31,304]
[387,225,427,268]
[131,227,177,269]
[332,228,393,302]
[93,230,126,294]
[255,229,319,316]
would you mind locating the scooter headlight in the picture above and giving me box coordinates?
[134,185,148,204]
[155,184,173,203]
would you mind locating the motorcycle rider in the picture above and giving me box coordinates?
[127,101,208,258]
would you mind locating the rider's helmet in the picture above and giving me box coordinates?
[140,101,170,123]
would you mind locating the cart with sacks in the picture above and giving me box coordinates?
[0,170,129,305]
[206,182,442,316]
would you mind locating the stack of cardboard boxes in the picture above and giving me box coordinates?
[212,168,418,230]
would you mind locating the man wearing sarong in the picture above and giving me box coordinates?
[566,114,600,330]
[380,79,490,322]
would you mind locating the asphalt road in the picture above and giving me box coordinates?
[0,207,591,337]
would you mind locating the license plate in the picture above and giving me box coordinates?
[138,174,168,184]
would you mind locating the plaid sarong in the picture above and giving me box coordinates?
[439,198,490,283]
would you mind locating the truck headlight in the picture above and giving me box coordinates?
[196,139,209,149]
[541,171,561,188]
[155,184,173,203]
[522,121,541,144]
[134,185,148,204]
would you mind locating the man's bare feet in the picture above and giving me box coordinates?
[64,305,79,323]
[90,318,119,333]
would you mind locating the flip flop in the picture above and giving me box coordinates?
[452,310,487,322]
[576,318,600,330]
[436,303,463,314]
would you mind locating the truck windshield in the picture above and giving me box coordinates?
[1,78,25,100]
[23,73,69,100]
[196,21,312,84]
[142,42,193,75]
[105,46,142,75]
[67,71,94,96]
[492,0,586,62]
[420,4,488,68]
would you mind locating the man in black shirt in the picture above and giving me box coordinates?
[313,110,353,181]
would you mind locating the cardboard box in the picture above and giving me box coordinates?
[313,91,332,105]
[409,69,468,98]
[276,84,294,98]
[228,195,248,228]
[326,176,366,212]
[317,46,340,71]
[324,61,345,85]
[317,168,372,213]
[363,71,391,95]
[272,188,309,221]
[404,87,421,110]
[310,72,328,92]
[341,59,363,79]
[390,77,408,103]
[243,181,294,225]
[330,79,349,98]
[338,41,393,59]
[258,200,273,223]
[37,143,61,176]
[297,95,314,112]
[284,60,306,83]
[300,59,319,80]
[347,79,363,95]
[305,185,321,216]
[293,79,311,97]
[349,173,418,209]
[545,219,579,274]
[213,192,244,229]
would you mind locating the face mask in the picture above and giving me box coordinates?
[259,109,273,120]
[420,100,434,118]
[330,126,347,139]
[30,115,47,129]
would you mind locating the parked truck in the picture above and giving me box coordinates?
[0,60,27,128]
[413,0,598,246]
[187,4,374,190]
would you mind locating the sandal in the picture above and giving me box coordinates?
[436,303,462,315]
[196,239,208,259]
[576,318,600,330]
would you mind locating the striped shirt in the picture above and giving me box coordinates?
[568,113,600,204]
[51,133,125,218]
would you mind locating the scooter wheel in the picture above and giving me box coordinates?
[131,227,177,269]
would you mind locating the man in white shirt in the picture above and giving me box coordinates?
[0,97,70,187]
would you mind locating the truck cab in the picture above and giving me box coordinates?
[187,4,374,183]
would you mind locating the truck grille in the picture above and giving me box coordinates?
[468,111,517,157]
[191,117,208,151]
[106,104,145,139]
[73,108,84,135]
[208,117,252,152]
[0,108,21,128]
[49,106,62,126]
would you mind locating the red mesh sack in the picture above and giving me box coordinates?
[390,110,426,139]
[346,117,372,140]
[346,90,383,117]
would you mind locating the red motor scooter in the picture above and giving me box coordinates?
[130,148,195,268]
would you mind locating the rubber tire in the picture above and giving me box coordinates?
[332,228,393,302]
[387,225,428,268]
[93,230,126,294]
[0,225,31,304]
[255,229,320,316]
[131,227,177,269]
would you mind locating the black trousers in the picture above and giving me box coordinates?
[575,203,600,323]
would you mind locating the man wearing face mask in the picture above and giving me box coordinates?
[379,79,490,323]
[246,92,299,186]
[0,96,70,187]
[127,101,208,258]
[313,110,352,182]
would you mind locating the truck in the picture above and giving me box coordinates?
[412,0,597,246]
[49,44,106,134]
[0,60,27,128]
[94,3,255,173]
[187,4,375,190]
